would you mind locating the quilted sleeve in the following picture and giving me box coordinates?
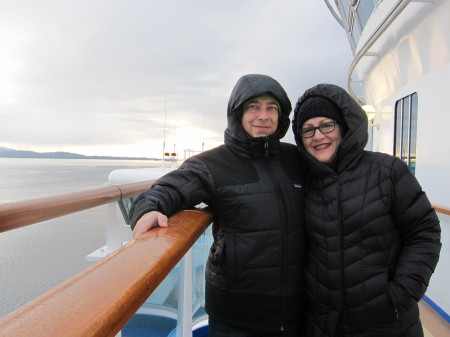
[129,156,214,229]
[388,158,441,312]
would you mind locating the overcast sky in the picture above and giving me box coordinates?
[0,0,352,159]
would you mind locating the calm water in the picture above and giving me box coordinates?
[0,158,160,317]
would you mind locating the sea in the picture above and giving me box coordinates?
[0,157,162,317]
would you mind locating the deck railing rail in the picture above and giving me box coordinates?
[0,181,212,337]
[0,182,447,336]
[433,204,450,216]
[0,180,155,233]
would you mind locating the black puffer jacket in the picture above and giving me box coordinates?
[292,84,441,337]
[130,74,305,332]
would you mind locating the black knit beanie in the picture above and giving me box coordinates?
[297,96,344,129]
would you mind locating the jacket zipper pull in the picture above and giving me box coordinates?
[264,140,269,157]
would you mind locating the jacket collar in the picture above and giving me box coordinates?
[224,126,280,160]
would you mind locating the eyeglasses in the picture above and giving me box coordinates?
[300,121,336,138]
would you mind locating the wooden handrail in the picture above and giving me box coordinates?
[0,208,213,337]
[0,180,154,233]
[433,204,450,217]
[0,180,445,337]
[1,180,446,233]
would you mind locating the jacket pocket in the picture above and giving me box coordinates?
[387,280,416,313]
[206,233,227,288]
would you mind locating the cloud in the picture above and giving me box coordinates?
[0,0,352,157]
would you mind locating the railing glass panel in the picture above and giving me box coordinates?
[121,219,212,337]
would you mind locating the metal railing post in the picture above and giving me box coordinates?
[177,250,193,337]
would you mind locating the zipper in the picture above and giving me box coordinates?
[337,175,346,312]
[264,139,269,157]
[262,156,288,330]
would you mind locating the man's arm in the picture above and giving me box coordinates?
[133,211,168,238]
[129,155,214,234]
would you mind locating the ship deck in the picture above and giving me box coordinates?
[420,301,450,337]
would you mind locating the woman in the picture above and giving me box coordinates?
[292,83,441,337]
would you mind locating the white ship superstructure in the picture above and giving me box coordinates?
[326,0,449,325]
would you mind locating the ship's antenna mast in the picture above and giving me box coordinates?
[173,123,177,155]
[162,68,167,164]
[202,112,205,152]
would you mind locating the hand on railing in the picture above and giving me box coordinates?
[0,209,213,337]
[133,211,169,238]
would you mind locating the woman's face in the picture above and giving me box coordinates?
[301,117,342,163]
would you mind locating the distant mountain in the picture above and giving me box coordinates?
[0,147,158,161]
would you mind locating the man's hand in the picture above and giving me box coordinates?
[133,211,169,238]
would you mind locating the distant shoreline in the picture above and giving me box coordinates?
[0,147,160,161]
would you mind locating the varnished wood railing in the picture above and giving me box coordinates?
[0,182,446,336]
[4,192,444,233]
[0,209,212,337]
[0,180,154,233]
[433,204,450,217]
[0,181,213,337]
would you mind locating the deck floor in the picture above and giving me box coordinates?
[419,301,450,337]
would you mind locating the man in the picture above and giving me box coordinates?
[130,74,305,336]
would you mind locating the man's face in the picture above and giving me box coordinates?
[242,98,279,138]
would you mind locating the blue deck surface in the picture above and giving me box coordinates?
[122,315,176,337]
[122,314,208,337]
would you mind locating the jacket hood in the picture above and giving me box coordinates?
[292,83,368,174]
[225,74,292,158]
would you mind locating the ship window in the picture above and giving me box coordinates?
[394,93,418,174]
[355,0,376,31]
[349,0,376,47]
